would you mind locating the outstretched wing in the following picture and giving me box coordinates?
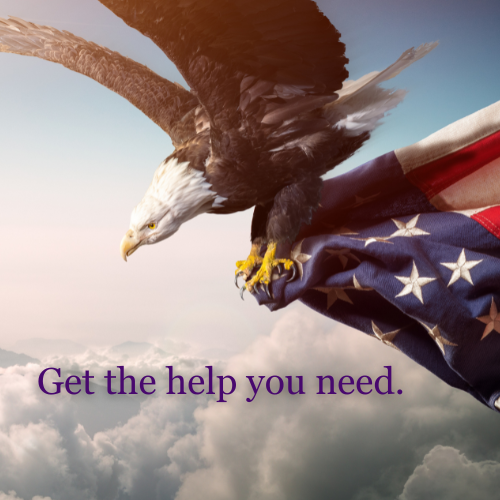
[98,0,348,132]
[0,16,200,146]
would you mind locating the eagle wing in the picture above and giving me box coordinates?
[0,16,200,146]
[98,0,348,132]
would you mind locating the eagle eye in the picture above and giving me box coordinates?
[148,222,156,230]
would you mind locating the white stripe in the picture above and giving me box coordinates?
[395,100,500,174]
[452,205,499,218]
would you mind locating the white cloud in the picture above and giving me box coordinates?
[0,311,498,500]
[0,492,28,500]
[0,348,212,500]
[0,492,52,500]
[399,446,500,500]
[174,312,494,500]
[0,492,51,500]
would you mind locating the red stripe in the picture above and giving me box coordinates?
[472,206,500,240]
[406,129,500,199]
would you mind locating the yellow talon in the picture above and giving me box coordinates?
[235,241,264,286]
[245,242,295,294]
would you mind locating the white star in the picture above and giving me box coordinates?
[420,322,457,355]
[441,249,482,286]
[395,261,436,304]
[389,215,430,238]
[314,287,353,309]
[351,236,394,247]
[476,298,500,340]
[290,240,312,279]
[370,322,400,351]
[325,248,360,269]
[353,275,373,291]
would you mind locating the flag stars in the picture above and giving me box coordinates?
[290,240,311,279]
[351,236,393,247]
[353,275,373,291]
[441,249,482,286]
[389,215,430,238]
[349,214,430,247]
[395,261,436,304]
[420,323,457,355]
[370,322,400,351]
[476,298,500,340]
[314,287,353,309]
[325,248,360,269]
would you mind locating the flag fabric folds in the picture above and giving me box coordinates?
[255,100,500,412]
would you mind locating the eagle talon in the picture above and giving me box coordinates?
[235,271,245,289]
[240,284,247,300]
[242,242,297,298]
[235,242,264,293]
[287,263,297,282]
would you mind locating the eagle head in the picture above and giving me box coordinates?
[120,157,217,261]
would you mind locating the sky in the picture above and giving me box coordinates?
[1,0,500,499]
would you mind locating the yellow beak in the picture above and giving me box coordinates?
[120,229,141,262]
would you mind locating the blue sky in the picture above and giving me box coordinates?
[1,0,500,358]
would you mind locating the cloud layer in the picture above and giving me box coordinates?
[399,446,500,500]
[0,311,499,500]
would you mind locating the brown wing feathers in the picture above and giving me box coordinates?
[98,0,349,129]
[1,2,350,148]
[0,16,199,146]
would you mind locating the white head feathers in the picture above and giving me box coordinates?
[129,157,222,244]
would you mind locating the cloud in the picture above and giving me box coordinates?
[0,348,39,369]
[174,312,500,500]
[399,446,500,500]
[0,492,51,500]
[0,311,499,500]
[0,371,186,499]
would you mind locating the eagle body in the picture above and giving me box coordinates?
[0,1,437,294]
[171,106,366,216]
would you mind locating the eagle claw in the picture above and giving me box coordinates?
[237,242,296,299]
[235,244,264,291]
[235,271,245,289]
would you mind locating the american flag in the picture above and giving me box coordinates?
[256,100,500,412]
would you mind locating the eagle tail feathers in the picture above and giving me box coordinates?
[324,41,438,136]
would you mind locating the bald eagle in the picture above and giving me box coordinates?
[0,2,436,298]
